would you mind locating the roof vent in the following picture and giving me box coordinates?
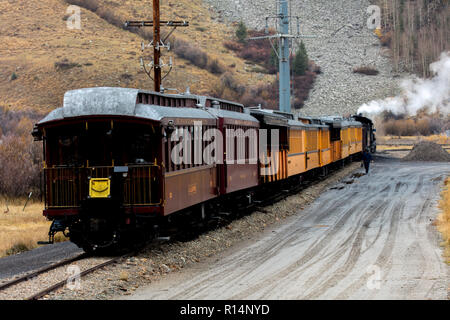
[212,100,220,109]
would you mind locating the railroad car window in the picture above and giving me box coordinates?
[46,124,84,167]
[110,122,158,166]
[85,121,113,167]
[289,129,303,154]
[330,128,340,141]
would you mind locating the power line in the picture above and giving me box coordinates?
[125,0,189,92]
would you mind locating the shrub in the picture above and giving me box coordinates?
[96,7,124,29]
[308,60,321,74]
[120,73,133,81]
[292,72,317,109]
[54,59,81,71]
[379,31,392,47]
[293,41,308,76]
[212,72,246,101]
[65,0,99,12]
[173,39,208,69]
[382,117,442,136]
[207,59,225,75]
[5,243,29,256]
[0,109,43,198]
[196,27,207,32]
[236,21,248,43]
[353,66,379,76]
[223,40,243,52]
[0,135,42,197]
[0,106,44,137]
[10,72,17,81]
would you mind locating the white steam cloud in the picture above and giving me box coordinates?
[357,51,450,116]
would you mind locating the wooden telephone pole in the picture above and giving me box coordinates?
[125,0,189,92]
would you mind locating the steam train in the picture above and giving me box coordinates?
[32,87,376,252]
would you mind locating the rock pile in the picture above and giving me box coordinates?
[402,141,450,162]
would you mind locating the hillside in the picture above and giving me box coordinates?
[0,0,273,114]
[204,0,402,116]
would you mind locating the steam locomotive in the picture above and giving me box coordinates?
[32,87,375,252]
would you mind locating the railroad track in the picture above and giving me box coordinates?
[0,253,88,292]
[0,164,349,300]
[26,254,130,300]
[0,252,133,300]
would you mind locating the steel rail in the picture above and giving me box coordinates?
[26,253,134,300]
[0,253,88,292]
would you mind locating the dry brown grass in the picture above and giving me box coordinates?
[378,135,450,145]
[376,145,414,151]
[0,199,67,257]
[0,0,273,113]
[437,178,450,264]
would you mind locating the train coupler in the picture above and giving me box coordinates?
[38,220,67,245]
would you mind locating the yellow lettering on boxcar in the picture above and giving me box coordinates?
[188,184,197,194]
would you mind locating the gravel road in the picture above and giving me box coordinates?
[127,160,450,300]
[0,242,82,281]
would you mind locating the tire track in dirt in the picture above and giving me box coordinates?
[166,191,361,299]
[302,200,391,299]
[168,194,361,300]
[336,201,403,299]
[127,162,450,300]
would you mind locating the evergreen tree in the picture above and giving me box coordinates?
[269,41,279,72]
[236,21,248,43]
[293,41,308,76]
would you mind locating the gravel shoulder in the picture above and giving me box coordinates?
[126,160,450,300]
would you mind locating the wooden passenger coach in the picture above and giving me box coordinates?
[32,87,372,251]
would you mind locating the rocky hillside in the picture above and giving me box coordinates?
[204,0,401,116]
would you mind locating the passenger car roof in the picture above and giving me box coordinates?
[38,87,254,125]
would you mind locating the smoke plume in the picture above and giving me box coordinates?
[357,51,450,116]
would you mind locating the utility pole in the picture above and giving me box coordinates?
[279,1,290,114]
[125,0,189,93]
[249,0,315,113]
[153,0,161,92]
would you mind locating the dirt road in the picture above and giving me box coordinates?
[127,160,450,300]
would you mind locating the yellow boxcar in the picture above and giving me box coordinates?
[348,123,363,155]
[341,127,350,159]
[305,128,320,170]
[287,126,307,177]
[354,126,363,153]
[319,127,332,167]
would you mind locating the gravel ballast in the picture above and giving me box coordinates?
[30,163,360,300]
